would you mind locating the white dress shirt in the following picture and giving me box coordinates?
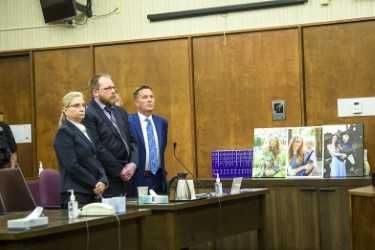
[67,119,92,142]
[138,112,160,171]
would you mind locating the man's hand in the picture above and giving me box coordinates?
[93,181,106,195]
[10,152,17,168]
[120,163,136,181]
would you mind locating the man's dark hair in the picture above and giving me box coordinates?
[133,85,152,98]
[89,73,111,91]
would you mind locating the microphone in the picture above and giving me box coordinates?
[170,142,196,200]
[173,142,194,178]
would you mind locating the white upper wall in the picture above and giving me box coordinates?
[1,0,375,51]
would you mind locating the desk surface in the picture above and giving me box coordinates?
[128,188,268,210]
[348,185,375,197]
[0,208,151,241]
[0,209,151,250]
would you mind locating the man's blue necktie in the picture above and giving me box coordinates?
[146,118,158,175]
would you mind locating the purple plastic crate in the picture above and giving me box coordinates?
[211,149,253,178]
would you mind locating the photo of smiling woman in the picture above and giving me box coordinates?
[54,91,108,208]
[287,127,323,178]
[253,128,287,178]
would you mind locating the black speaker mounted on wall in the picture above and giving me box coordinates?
[40,0,92,23]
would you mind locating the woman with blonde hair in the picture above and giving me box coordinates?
[54,91,108,208]
[261,136,282,177]
[287,135,313,176]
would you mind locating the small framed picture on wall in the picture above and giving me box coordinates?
[272,100,286,120]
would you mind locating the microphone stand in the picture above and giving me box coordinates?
[173,142,194,177]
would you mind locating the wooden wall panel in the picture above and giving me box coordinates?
[94,39,195,180]
[303,20,375,169]
[193,29,302,177]
[0,55,34,177]
[33,47,93,170]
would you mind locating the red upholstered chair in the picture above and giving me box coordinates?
[39,169,61,208]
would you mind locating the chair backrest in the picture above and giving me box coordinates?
[0,167,36,214]
[39,169,61,208]
[26,179,41,206]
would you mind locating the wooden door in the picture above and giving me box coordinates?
[193,28,303,178]
[0,54,34,177]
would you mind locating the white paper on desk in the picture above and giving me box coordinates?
[9,124,32,143]
[230,177,243,195]
[102,196,126,213]
[187,180,196,200]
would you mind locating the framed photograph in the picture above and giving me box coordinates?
[322,124,364,177]
[286,126,323,178]
[253,128,288,177]
[272,100,286,120]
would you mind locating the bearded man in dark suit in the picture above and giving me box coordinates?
[84,74,138,197]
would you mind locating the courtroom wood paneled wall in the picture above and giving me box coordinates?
[33,47,93,169]
[193,28,303,177]
[94,39,195,178]
[0,55,34,177]
[303,20,375,166]
[0,18,375,178]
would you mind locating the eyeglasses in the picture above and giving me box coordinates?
[68,103,86,108]
[99,86,117,92]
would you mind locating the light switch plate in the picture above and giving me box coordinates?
[352,101,362,114]
[337,97,375,117]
